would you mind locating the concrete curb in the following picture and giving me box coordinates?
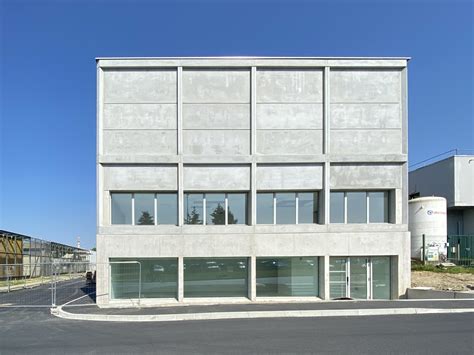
[53,306,474,322]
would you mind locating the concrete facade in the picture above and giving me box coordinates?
[409,155,474,235]
[97,57,410,306]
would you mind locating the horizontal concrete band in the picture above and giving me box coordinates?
[54,307,474,323]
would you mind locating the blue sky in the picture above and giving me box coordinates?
[1,0,472,248]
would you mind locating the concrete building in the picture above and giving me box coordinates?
[96,57,410,307]
[409,153,474,236]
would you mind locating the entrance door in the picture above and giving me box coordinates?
[329,257,390,300]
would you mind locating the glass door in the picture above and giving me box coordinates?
[372,257,391,299]
[329,257,347,299]
[349,257,368,299]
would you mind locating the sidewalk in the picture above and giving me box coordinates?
[54,299,474,322]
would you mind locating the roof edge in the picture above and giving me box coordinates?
[95,56,411,61]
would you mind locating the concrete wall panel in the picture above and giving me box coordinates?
[454,156,474,206]
[182,70,250,103]
[103,104,177,129]
[103,130,177,155]
[330,70,400,103]
[104,69,177,103]
[331,103,400,129]
[257,69,323,103]
[104,165,178,190]
[330,130,402,155]
[330,164,402,189]
[183,130,250,155]
[183,165,250,190]
[256,104,323,129]
[182,104,250,129]
[257,164,323,190]
[257,130,323,155]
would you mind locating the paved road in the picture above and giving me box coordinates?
[0,278,95,306]
[0,307,472,354]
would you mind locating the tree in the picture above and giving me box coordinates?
[227,208,238,224]
[185,206,202,225]
[210,203,226,225]
[137,211,154,225]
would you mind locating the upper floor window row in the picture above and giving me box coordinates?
[330,191,389,224]
[111,193,177,225]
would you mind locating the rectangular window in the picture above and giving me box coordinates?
[330,192,344,223]
[110,258,178,299]
[184,257,248,297]
[184,193,248,225]
[156,193,178,225]
[276,193,296,224]
[257,193,274,224]
[369,192,389,223]
[329,257,347,299]
[134,193,155,225]
[347,192,367,223]
[206,193,226,225]
[111,193,132,225]
[184,193,204,225]
[372,256,391,299]
[227,193,247,225]
[298,192,318,224]
[330,191,390,224]
[256,257,319,297]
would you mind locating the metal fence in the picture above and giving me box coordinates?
[447,235,474,267]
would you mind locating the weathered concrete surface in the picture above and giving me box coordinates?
[257,164,323,190]
[183,165,250,190]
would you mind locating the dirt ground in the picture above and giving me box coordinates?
[411,271,474,291]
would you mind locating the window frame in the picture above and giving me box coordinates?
[256,191,319,225]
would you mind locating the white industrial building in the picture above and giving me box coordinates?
[96,57,410,307]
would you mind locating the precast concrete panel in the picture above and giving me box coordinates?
[183,165,250,190]
[330,103,401,129]
[182,69,250,103]
[182,130,250,155]
[256,104,323,129]
[330,70,400,103]
[257,130,323,155]
[103,165,178,190]
[330,130,402,155]
[103,130,177,155]
[455,156,474,206]
[330,164,402,189]
[103,104,177,129]
[103,69,177,103]
[256,69,323,103]
[182,104,250,129]
[256,164,323,190]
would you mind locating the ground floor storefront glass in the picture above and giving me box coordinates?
[110,258,178,299]
[329,256,391,300]
[256,257,319,297]
[184,258,248,297]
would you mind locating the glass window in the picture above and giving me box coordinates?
[330,192,344,223]
[256,257,319,297]
[347,192,367,223]
[184,258,248,297]
[110,258,178,299]
[276,193,296,224]
[111,193,132,224]
[134,193,155,225]
[206,193,226,225]
[227,193,247,225]
[298,192,318,224]
[372,256,391,299]
[184,193,204,225]
[257,193,274,224]
[369,192,388,223]
[157,193,178,225]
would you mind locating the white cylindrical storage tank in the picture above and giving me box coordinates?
[409,197,447,260]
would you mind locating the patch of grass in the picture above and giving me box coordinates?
[411,262,474,274]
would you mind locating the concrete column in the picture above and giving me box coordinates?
[177,67,183,155]
[248,256,256,301]
[323,67,331,225]
[178,256,184,302]
[250,67,257,226]
[319,255,330,300]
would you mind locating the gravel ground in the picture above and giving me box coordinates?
[411,271,474,291]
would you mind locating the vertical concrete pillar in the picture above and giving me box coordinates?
[319,255,330,300]
[178,256,184,302]
[177,67,184,227]
[323,67,331,225]
[248,256,256,301]
[250,67,257,226]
